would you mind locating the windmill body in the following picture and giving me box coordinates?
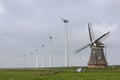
[88,41,107,68]
[75,23,110,68]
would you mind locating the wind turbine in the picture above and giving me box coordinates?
[41,44,45,68]
[49,28,53,67]
[75,23,110,68]
[31,52,34,68]
[24,53,27,68]
[35,49,39,68]
[62,18,69,67]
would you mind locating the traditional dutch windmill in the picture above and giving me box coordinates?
[75,23,110,68]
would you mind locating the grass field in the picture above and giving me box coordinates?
[0,67,120,80]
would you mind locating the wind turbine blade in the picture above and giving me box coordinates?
[93,31,110,44]
[75,44,90,54]
[88,23,94,42]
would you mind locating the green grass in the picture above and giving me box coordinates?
[0,67,120,80]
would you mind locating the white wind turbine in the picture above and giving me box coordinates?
[41,44,45,68]
[62,18,69,67]
[49,28,53,67]
[35,49,39,68]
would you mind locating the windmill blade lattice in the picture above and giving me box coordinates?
[75,44,90,53]
[88,23,94,42]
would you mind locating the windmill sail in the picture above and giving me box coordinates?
[75,44,90,53]
[75,31,110,54]
[88,23,94,42]
[93,31,110,43]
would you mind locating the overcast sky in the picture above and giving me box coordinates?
[0,0,119,68]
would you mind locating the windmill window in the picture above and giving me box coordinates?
[98,56,101,59]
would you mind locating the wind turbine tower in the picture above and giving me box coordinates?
[31,52,34,68]
[62,18,69,67]
[49,29,53,67]
[24,53,27,68]
[35,49,39,68]
[41,44,45,68]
